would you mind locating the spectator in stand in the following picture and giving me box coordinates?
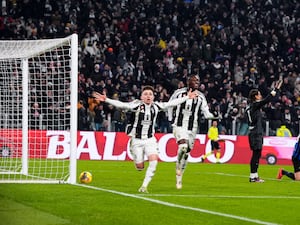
[156,85,172,133]
[87,95,100,131]
[168,36,179,51]
[200,21,211,37]
[78,100,88,131]
[94,104,107,131]
[104,47,117,68]
[30,102,42,129]
[236,100,249,135]
[90,63,102,82]
[265,102,283,135]
[282,107,297,136]
[1,1,299,134]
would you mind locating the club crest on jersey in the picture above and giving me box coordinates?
[140,105,145,113]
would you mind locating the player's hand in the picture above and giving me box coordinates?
[187,89,199,99]
[92,91,107,102]
[270,79,283,96]
[270,90,276,97]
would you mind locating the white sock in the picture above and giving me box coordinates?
[181,153,189,170]
[177,143,188,164]
[176,165,186,184]
[176,174,182,184]
[142,160,158,188]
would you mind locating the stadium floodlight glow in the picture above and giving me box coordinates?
[0,34,78,184]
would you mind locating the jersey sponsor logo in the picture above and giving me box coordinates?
[182,109,192,116]
[141,120,151,125]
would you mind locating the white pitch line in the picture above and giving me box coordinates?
[74,183,280,225]
[214,172,249,177]
[143,194,300,199]
[205,172,293,182]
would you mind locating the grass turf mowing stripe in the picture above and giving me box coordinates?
[0,198,70,225]
[74,183,281,225]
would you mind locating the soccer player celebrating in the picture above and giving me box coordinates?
[168,74,214,189]
[246,80,282,183]
[277,135,300,181]
[93,86,198,193]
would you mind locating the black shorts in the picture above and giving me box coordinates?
[248,132,263,151]
[211,140,220,150]
[292,157,300,173]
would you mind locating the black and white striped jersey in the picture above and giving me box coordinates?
[105,95,189,139]
[168,87,213,131]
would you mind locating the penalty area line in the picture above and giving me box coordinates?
[74,183,280,225]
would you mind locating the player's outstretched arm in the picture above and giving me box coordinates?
[93,91,139,110]
[160,89,198,109]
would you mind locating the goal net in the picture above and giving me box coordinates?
[0,34,78,184]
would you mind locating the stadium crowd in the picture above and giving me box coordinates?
[1,0,299,136]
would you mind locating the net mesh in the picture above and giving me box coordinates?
[0,37,74,183]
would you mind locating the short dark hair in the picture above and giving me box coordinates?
[142,85,154,93]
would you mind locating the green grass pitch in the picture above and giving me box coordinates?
[0,160,299,225]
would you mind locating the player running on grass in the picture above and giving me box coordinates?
[277,135,300,181]
[168,74,214,189]
[93,85,198,193]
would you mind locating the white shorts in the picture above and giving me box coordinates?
[173,126,196,150]
[129,136,158,164]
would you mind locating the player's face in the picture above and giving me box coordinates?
[212,120,218,127]
[188,76,200,90]
[140,90,154,105]
[255,91,262,101]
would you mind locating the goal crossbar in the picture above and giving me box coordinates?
[0,37,73,60]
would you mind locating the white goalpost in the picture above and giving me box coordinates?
[0,34,78,184]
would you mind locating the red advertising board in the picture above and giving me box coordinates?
[0,130,295,165]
